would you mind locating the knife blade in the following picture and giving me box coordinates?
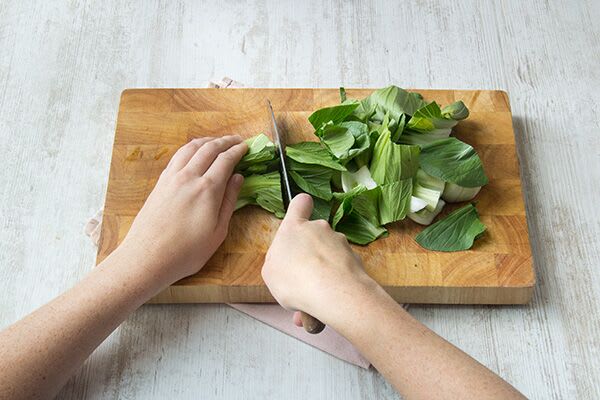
[266,99,294,210]
[266,99,326,335]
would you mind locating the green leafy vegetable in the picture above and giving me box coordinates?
[412,169,445,212]
[287,159,333,201]
[308,103,359,131]
[320,124,355,159]
[370,125,420,184]
[236,133,277,176]
[358,86,427,127]
[235,172,285,218]
[442,101,469,120]
[339,87,347,103]
[311,197,333,221]
[397,130,453,146]
[335,211,388,245]
[332,185,387,245]
[419,138,488,187]
[379,179,412,225]
[407,102,455,133]
[320,121,371,164]
[399,100,470,146]
[234,86,485,251]
[286,142,346,171]
[415,203,486,251]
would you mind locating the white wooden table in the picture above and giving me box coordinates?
[1,1,599,398]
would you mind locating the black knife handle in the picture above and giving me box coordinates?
[300,311,326,334]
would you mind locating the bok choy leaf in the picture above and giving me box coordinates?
[378,179,413,225]
[332,185,387,245]
[287,159,334,201]
[286,142,346,171]
[370,123,420,184]
[419,138,488,187]
[415,203,486,251]
[235,172,285,218]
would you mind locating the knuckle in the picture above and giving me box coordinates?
[185,138,204,151]
[175,169,194,184]
[334,231,347,241]
[217,151,236,163]
[198,176,216,190]
[202,140,220,153]
[314,219,330,230]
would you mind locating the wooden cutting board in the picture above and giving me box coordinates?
[97,88,534,304]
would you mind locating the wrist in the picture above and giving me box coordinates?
[107,241,176,294]
[313,272,388,330]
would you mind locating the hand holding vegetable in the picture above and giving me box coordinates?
[122,135,247,284]
[261,194,378,325]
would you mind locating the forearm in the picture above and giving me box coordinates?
[326,282,525,399]
[0,245,170,400]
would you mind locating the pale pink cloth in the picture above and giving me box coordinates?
[86,77,370,368]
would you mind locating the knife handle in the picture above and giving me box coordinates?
[300,311,326,334]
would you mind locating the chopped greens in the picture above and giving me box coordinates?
[412,169,445,212]
[308,103,359,133]
[287,159,334,201]
[442,182,482,203]
[286,142,346,171]
[234,86,489,251]
[419,138,488,188]
[235,172,285,218]
[409,199,446,226]
[378,179,412,225]
[370,120,420,184]
[415,204,486,251]
[341,165,377,192]
[235,133,277,176]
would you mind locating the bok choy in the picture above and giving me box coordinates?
[234,85,489,251]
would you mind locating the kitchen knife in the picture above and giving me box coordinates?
[266,99,326,335]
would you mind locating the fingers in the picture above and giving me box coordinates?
[217,173,244,225]
[204,141,248,182]
[184,135,243,176]
[293,311,303,327]
[284,193,313,222]
[166,138,212,172]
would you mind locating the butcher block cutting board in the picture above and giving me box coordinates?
[97,88,534,304]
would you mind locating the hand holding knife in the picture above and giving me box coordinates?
[266,99,326,335]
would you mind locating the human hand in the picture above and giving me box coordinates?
[120,135,247,284]
[262,194,379,327]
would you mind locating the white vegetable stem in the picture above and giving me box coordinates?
[412,169,445,211]
[341,165,377,192]
[441,182,481,203]
[409,196,428,213]
[408,199,446,225]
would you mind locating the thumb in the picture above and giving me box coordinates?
[284,193,313,222]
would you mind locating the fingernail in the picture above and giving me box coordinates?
[233,173,244,185]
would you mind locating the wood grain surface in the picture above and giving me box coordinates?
[98,88,534,304]
[1,1,599,398]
